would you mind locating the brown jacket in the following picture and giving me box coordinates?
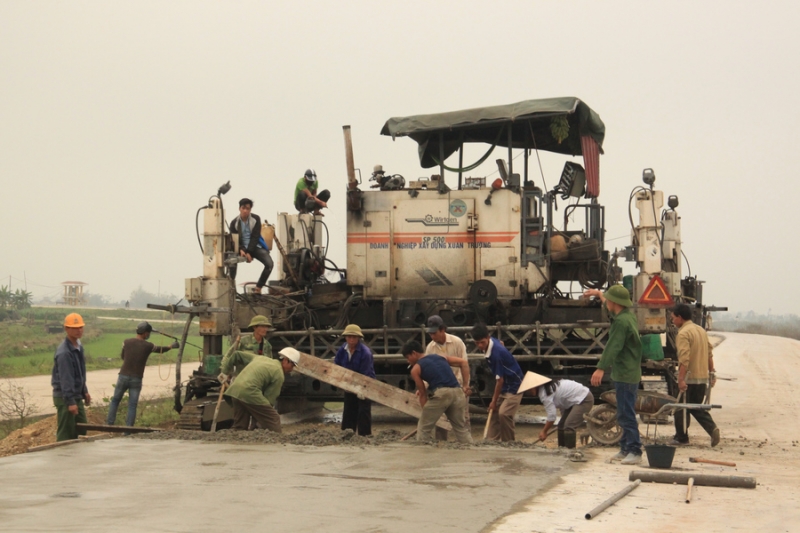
[676,320,713,384]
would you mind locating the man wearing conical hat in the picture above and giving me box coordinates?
[334,324,375,436]
[585,285,643,465]
[518,372,593,447]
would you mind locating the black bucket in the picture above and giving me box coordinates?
[644,444,676,469]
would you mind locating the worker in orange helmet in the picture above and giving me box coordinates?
[51,313,92,441]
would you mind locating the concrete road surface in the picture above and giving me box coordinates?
[492,332,800,533]
[2,362,201,419]
[1,332,799,533]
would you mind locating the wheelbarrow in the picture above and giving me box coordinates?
[584,390,721,445]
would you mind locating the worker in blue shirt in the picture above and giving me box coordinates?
[472,323,524,441]
[334,324,376,435]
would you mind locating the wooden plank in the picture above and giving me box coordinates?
[27,433,114,453]
[77,423,163,434]
[285,348,452,431]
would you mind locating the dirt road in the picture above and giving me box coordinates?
[2,362,201,419]
[0,332,798,533]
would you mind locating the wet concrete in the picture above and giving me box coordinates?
[0,438,571,533]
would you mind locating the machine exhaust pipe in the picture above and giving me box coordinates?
[343,125,357,189]
[343,125,362,211]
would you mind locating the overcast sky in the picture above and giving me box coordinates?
[1,1,798,314]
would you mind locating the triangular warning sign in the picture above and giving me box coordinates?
[638,274,675,307]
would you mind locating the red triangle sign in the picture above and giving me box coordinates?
[638,274,675,307]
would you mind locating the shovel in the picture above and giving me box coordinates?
[483,411,493,440]
[210,381,228,434]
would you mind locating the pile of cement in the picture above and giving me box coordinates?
[134,426,403,446]
[134,425,554,449]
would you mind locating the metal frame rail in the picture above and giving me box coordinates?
[269,321,612,363]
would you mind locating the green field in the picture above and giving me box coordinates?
[0,307,214,377]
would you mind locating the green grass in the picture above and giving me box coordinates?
[0,307,239,378]
[98,395,181,428]
[0,333,208,378]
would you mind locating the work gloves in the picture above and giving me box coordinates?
[171,341,180,349]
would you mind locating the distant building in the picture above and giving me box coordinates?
[62,281,87,306]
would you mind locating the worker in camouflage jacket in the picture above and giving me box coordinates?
[238,315,273,357]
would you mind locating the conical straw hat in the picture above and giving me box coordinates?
[517,371,552,394]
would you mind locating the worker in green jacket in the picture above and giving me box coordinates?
[238,315,273,357]
[586,284,643,465]
[220,347,299,433]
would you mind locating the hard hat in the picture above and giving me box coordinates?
[304,168,317,183]
[341,324,364,338]
[278,347,301,366]
[247,315,273,329]
[604,284,633,308]
[425,315,445,334]
[64,313,85,328]
[517,371,552,394]
[136,321,153,335]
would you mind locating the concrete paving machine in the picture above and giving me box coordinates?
[153,97,724,430]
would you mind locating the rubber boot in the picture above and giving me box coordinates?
[563,429,577,449]
[557,429,565,447]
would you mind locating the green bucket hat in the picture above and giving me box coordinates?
[342,324,364,338]
[604,285,633,307]
[247,315,273,329]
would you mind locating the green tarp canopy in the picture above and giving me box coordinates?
[380,97,605,169]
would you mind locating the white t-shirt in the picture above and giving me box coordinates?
[538,380,590,422]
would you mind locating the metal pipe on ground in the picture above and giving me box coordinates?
[585,479,641,520]
[629,471,756,489]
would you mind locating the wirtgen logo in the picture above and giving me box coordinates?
[405,214,458,227]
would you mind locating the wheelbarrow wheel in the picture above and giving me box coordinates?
[585,404,622,446]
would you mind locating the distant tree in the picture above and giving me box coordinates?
[128,286,179,309]
[10,290,32,310]
[84,292,114,308]
[0,286,10,309]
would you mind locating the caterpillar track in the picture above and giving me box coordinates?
[176,395,234,431]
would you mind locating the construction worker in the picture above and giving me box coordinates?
[402,340,473,443]
[239,315,273,357]
[219,347,298,433]
[471,323,524,442]
[670,303,721,447]
[334,324,375,436]
[106,321,179,427]
[294,168,331,216]
[425,315,470,438]
[518,372,594,447]
[586,285,643,465]
[229,198,273,294]
[51,313,91,441]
